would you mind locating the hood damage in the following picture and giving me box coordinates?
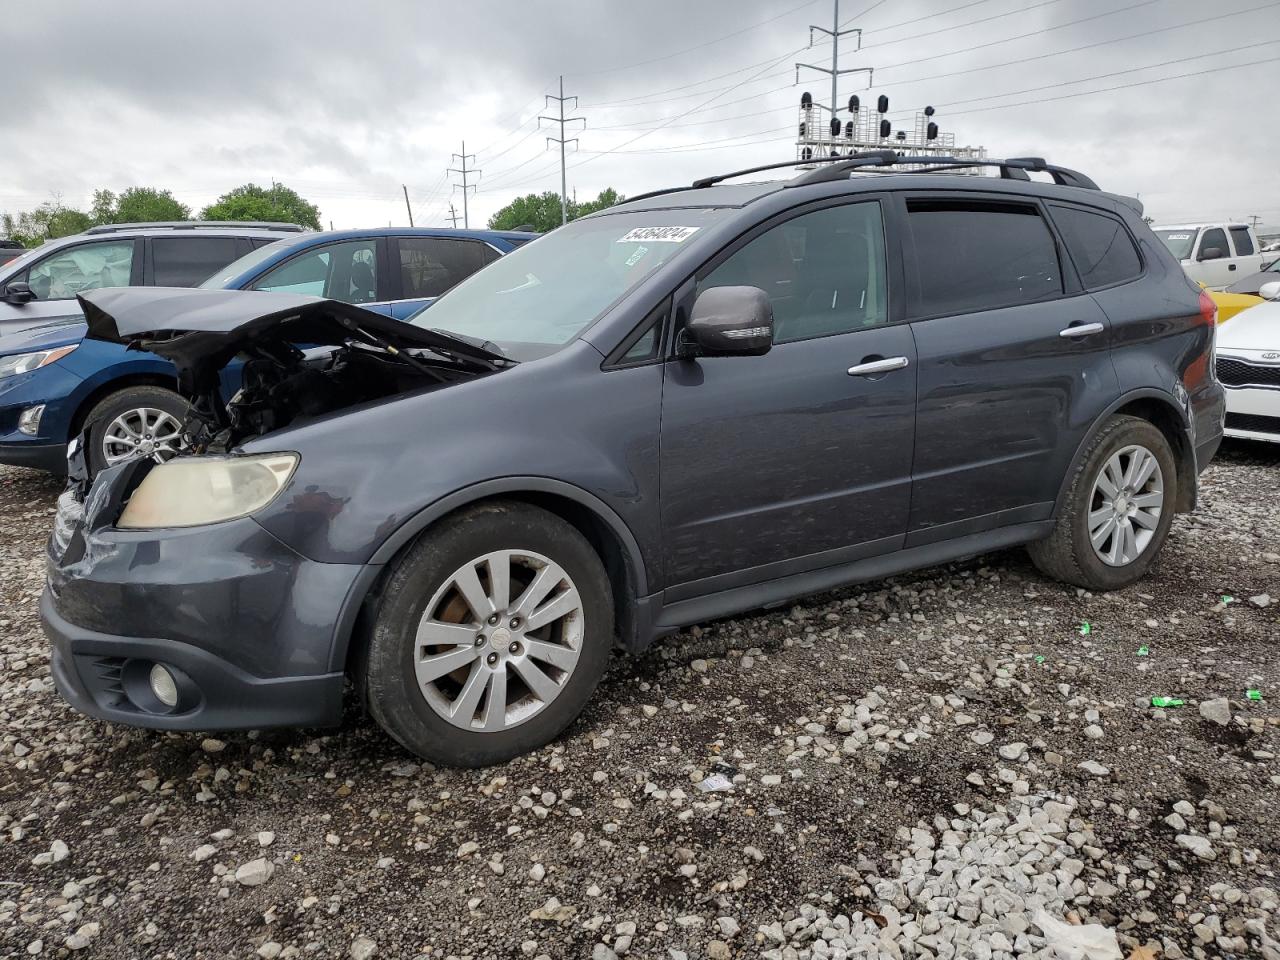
[78,287,511,454]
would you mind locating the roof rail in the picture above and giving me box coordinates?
[83,221,306,235]
[787,153,1100,190]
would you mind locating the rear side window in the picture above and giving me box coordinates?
[398,238,499,299]
[906,201,1062,317]
[1050,205,1142,289]
[1199,228,1229,260]
[152,236,242,287]
[1229,226,1254,256]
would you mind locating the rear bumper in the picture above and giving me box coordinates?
[43,590,345,730]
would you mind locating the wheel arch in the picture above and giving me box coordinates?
[1054,388,1196,517]
[338,478,653,677]
[69,371,181,441]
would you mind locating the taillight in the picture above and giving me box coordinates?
[1198,289,1218,326]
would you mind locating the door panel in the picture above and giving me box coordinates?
[659,198,915,592]
[908,295,1116,541]
[902,195,1119,543]
[661,327,917,589]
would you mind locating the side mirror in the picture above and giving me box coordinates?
[679,286,774,358]
[1199,246,1223,262]
[1260,281,1280,302]
[2,280,35,304]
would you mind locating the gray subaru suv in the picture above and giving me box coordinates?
[41,153,1224,767]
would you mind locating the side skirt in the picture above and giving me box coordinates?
[638,520,1054,646]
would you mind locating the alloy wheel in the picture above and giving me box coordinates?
[414,549,585,732]
[1088,443,1164,567]
[102,407,184,466]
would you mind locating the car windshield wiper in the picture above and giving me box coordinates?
[426,328,512,363]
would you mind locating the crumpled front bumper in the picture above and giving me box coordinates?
[41,460,364,730]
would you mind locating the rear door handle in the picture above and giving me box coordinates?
[1059,322,1105,339]
[847,356,910,377]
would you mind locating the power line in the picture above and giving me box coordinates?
[539,76,586,225]
[448,142,480,229]
[568,0,824,78]
[944,53,1280,115]
[570,0,891,173]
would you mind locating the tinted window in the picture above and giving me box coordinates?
[1050,205,1142,289]
[1199,228,1228,260]
[24,240,134,300]
[907,201,1062,316]
[699,202,887,343]
[1229,226,1254,256]
[252,239,378,303]
[399,238,497,299]
[152,236,242,287]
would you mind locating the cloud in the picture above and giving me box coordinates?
[1,0,1276,231]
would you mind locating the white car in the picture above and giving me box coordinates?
[1152,221,1267,290]
[1216,280,1280,442]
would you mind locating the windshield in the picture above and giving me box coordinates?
[407,209,728,359]
[199,237,298,289]
[1154,229,1198,261]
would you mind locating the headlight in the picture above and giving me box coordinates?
[117,454,298,529]
[0,344,78,379]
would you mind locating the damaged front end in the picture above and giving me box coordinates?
[78,287,513,455]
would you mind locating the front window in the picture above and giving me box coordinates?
[407,209,729,359]
[250,239,378,304]
[23,240,134,300]
[1154,229,1197,261]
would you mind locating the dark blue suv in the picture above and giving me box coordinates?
[42,154,1223,767]
[0,227,534,473]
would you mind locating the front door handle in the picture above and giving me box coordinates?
[1059,322,1105,339]
[847,356,910,377]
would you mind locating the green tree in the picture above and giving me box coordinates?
[487,191,567,233]
[487,187,626,233]
[199,183,322,230]
[2,200,93,247]
[574,188,625,218]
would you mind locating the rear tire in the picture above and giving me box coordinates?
[365,501,613,767]
[1028,415,1177,591]
[84,385,187,475]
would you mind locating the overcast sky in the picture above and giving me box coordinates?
[3,0,1277,233]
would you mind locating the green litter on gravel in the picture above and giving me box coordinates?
[1151,696,1186,708]
[1247,689,1263,701]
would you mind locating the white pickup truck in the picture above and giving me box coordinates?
[1151,221,1267,289]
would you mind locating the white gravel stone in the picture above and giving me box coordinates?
[234,858,274,886]
[1199,698,1231,725]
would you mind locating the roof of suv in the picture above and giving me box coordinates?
[608,153,1138,216]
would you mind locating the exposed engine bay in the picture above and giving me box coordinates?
[183,338,481,452]
[78,286,513,453]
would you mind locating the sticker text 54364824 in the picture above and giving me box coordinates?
[616,226,700,244]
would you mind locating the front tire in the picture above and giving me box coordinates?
[84,385,187,475]
[365,501,614,767]
[1028,415,1177,591]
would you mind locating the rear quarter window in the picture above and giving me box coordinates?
[1049,205,1142,290]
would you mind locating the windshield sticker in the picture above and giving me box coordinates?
[1165,234,1191,240]
[617,226,700,244]
[624,245,649,267]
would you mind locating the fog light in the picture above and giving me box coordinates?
[149,664,179,707]
[17,404,45,436]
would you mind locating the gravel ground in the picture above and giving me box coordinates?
[1,444,1278,960]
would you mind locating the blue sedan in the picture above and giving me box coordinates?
[0,227,536,473]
